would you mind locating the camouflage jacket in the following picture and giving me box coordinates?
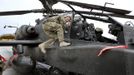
[46,16,66,26]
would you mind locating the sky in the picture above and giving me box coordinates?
[0,0,134,39]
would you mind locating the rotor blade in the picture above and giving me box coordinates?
[53,9,134,19]
[83,15,111,23]
[75,11,134,19]
[61,0,131,14]
[107,14,134,19]
[0,9,46,16]
[0,8,133,19]
[0,10,31,16]
[39,0,62,11]
[58,9,134,19]
[0,9,71,16]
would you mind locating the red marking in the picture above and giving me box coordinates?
[0,47,18,63]
[98,45,128,56]
[12,47,17,55]
[0,55,6,62]
[0,47,15,63]
[10,54,18,62]
[9,47,18,63]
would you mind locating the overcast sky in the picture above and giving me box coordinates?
[0,0,134,39]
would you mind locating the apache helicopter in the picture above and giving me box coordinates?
[0,0,134,75]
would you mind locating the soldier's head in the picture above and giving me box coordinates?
[64,16,72,23]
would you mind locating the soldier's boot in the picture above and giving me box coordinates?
[39,39,55,54]
[38,43,46,54]
[59,41,70,47]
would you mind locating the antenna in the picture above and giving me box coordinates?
[3,25,18,29]
[102,2,114,14]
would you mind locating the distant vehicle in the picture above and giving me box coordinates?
[0,34,15,75]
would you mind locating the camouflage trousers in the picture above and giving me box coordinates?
[41,22,64,48]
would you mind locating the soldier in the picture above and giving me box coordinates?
[38,15,71,54]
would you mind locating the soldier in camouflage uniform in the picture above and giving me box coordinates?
[38,15,71,54]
